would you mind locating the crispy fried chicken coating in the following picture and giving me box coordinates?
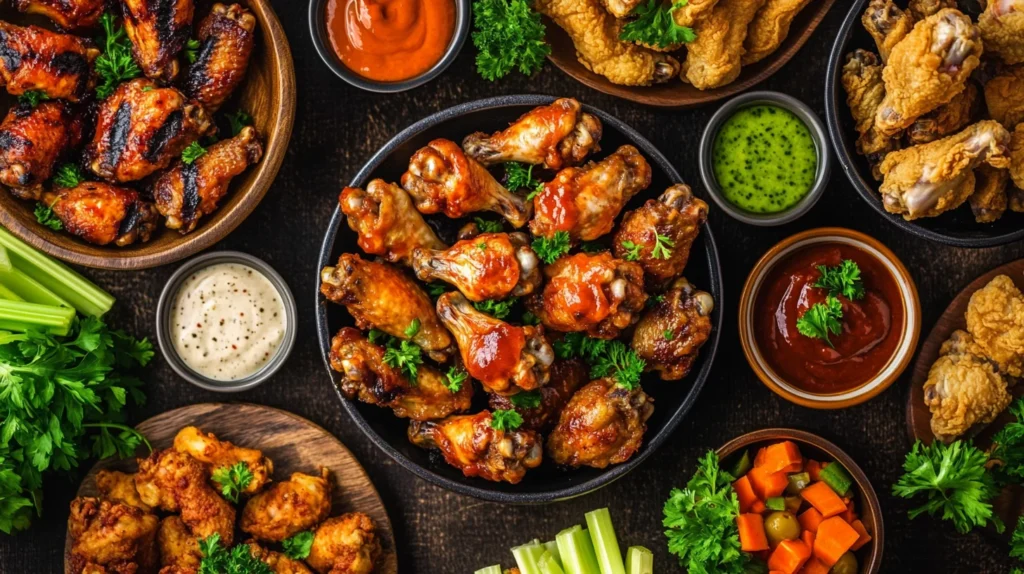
[242,469,332,542]
[984,64,1024,128]
[742,0,813,65]
[965,274,1024,378]
[306,514,381,574]
[173,425,273,495]
[67,497,159,574]
[925,331,1012,442]
[682,0,767,89]
[979,0,1024,65]
[862,0,913,62]
[135,449,236,544]
[95,470,151,511]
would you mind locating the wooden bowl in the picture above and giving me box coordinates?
[544,0,836,108]
[717,428,885,573]
[0,1,296,270]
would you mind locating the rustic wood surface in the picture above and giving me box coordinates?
[3,2,1024,572]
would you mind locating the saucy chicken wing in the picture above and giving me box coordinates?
[861,0,913,62]
[408,411,543,483]
[907,81,980,146]
[67,497,159,574]
[320,254,453,362]
[248,541,314,574]
[43,183,160,247]
[984,64,1024,128]
[488,358,589,433]
[631,277,715,381]
[0,100,81,200]
[341,179,446,267]
[842,49,899,180]
[742,0,813,65]
[682,0,767,90]
[122,0,195,80]
[437,292,554,395]
[306,514,381,574]
[462,98,603,170]
[184,3,256,111]
[173,425,273,495]
[241,469,332,542]
[530,145,651,242]
[546,378,654,469]
[96,470,151,511]
[13,0,105,29]
[925,331,1012,442]
[412,232,541,301]
[0,22,97,101]
[965,274,1024,378]
[135,449,236,543]
[970,165,1009,223]
[979,0,1024,65]
[158,516,201,571]
[526,252,647,339]
[152,125,263,233]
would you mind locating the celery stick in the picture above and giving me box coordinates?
[556,526,600,574]
[585,508,625,574]
[542,540,562,567]
[0,267,69,308]
[0,226,114,316]
[0,244,10,272]
[512,539,545,574]
[625,547,653,574]
[0,299,75,335]
[0,282,23,301]
[539,551,567,574]
[474,567,503,574]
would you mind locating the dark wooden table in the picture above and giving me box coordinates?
[3,3,1022,573]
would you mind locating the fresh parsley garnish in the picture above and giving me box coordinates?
[580,241,606,254]
[814,259,865,300]
[211,462,253,504]
[651,233,675,260]
[1012,516,1024,568]
[383,340,423,384]
[504,161,545,199]
[663,329,674,341]
[95,13,141,99]
[646,294,665,308]
[199,533,273,574]
[282,531,314,560]
[490,409,524,431]
[990,398,1024,485]
[444,365,468,393]
[590,340,645,390]
[184,38,202,64]
[181,141,207,165]
[426,282,449,300]
[18,90,48,108]
[34,203,62,230]
[478,242,488,250]
[226,109,253,136]
[554,332,609,363]
[620,0,696,49]
[521,311,540,326]
[796,295,844,347]
[474,217,504,233]
[52,163,85,188]
[472,0,551,80]
[403,318,421,338]
[620,240,642,261]
[532,231,571,264]
[510,390,542,409]
[473,297,519,320]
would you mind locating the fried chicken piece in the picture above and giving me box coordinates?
[969,165,1009,223]
[67,497,159,574]
[612,184,707,286]
[247,541,314,574]
[320,254,453,362]
[401,138,532,227]
[489,358,589,433]
[340,179,446,267]
[242,469,332,543]
[535,0,680,86]
[412,232,541,302]
[909,0,957,21]
[96,470,151,511]
[924,334,1012,442]
[306,514,381,574]
[530,145,651,242]
[0,22,97,101]
[742,0,813,65]
[673,0,719,27]
[526,252,647,339]
[462,98,602,170]
[965,274,1024,378]
[0,100,81,200]
[408,411,543,483]
[945,328,1021,378]
[861,0,913,62]
[183,3,256,111]
[979,0,1024,65]
[546,378,654,469]
[158,516,201,571]
[84,79,211,183]
[437,292,554,395]
[43,183,160,247]
[879,120,1011,219]
[152,125,263,233]
[875,9,983,137]
[682,0,767,89]
[984,64,1024,128]
[13,0,105,29]
[1012,124,1024,191]
[600,0,643,18]
[907,82,980,145]
[122,0,195,80]
[841,49,899,179]
[135,449,235,544]
[173,425,273,495]
[631,278,714,381]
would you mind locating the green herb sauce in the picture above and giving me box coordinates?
[711,104,817,214]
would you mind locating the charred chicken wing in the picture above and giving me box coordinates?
[135,449,236,544]
[682,0,767,90]
[841,49,899,179]
[979,0,1024,65]
[122,0,195,80]
[13,0,105,29]
[412,232,542,301]
[172,425,273,495]
[488,358,589,433]
[631,277,715,381]
[0,22,97,101]
[44,182,160,246]
[241,468,332,542]
[306,514,381,574]
[861,0,913,62]
[925,331,1012,442]
[965,274,1024,378]
[0,100,81,199]
[95,470,151,511]
[184,3,256,111]
[157,516,201,571]
[68,497,159,574]
[340,179,446,267]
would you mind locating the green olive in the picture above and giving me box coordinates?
[763,511,800,546]
[830,552,858,574]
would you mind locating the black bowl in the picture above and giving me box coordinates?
[824,0,1024,248]
[315,95,723,503]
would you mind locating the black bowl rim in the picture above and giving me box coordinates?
[823,0,1024,248]
[314,94,724,503]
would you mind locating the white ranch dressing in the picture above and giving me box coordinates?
[170,263,286,381]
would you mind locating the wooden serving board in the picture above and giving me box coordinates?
[64,403,397,574]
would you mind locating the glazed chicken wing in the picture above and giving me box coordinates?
[906,82,980,145]
[535,0,680,86]
[546,378,654,469]
[184,3,256,111]
[401,138,532,227]
[158,516,201,571]
[306,514,381,574]
[965,274,1024,378]
[0,22,97,101]
[68,497,159,574]
[612,184,708,286]
[984,64,1024,128]
[682,0,767,90]
[84,79,211,183]
[925,331,1012,442]
[152,125,263,233]
[329,327,472,420]
[979,0,1024,65]
[320,254,453,362]
[247,541,314,574]
[0,100,81,200]
[412,232,541,301]
[742,0,813,65]
[526,252,647,339]
[841,50,899,180]
[242,469,332,542]
[13,0,104,29]
[530,145,651,242]
[969,165,1009,223]
[43,183,159,247]
[173,425,273,495]
[122,0,195,80]
[862,0,913,62]
[96,470,151,511]
[462,98,603,170]
[341,179,446,267]
[632,278,714,381]
[908,0,957,21]
[408,411,543,483]
[437,292,554,395]
[135,449,236,543]
[488,358,589,433]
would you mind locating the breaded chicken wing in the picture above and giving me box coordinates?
[1012,125,1024,191]
[122,0,195,80]
[0,101,81,200]
[682,0,767,89]
[13,0,105,29]
[43,183,160,247]
[135,449,235,544]
[307,514,381,574]
[173,426,273,495]
[412,232,541,301]
[96,470,151,511]
[488,359,589,433]
[908,0,957,21]
[242,469,332,542]
[984,64,1024,128]
[340,179,446,267]
[67,497,159,574]
[184,3,256,111]
[841,49,899,179]
[247,541,314,574]
[157,516,201,571]
[631,278,714,381]
[907,82,980,145]
[672,0,719,27]
[600,0,643,18]
[965,274,1024,378]
[970,165,1010,223]
[0,22,98,101]
[979,0,1024,65]
[742,0,813,65]
[925,333,1012,442]
[861,0,913,62]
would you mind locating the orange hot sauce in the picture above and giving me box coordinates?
[326,0,456,82]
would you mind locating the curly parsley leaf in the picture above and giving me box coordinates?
[95,13,141,99]
[490,409,523,432]
[444,365,468,393]
[504,161,546,199]
[199,533,273,574]
[521,311,540,326]
[590,340,645,390]
[620,240,642,261]
[796,295,843,347]
[621,0,696,49]
[473,297,519,320]
[211,462,253,504]
[282,530,314,560]
[474,217,504,233]
[990,398,1024,485]
[383,340,423,384]
[184,38,202,64]
[52,163,84,188]
[510,390,542,409]
[554,332,609,363]
[226,109,252,136]
[814,259,865,300]
[34,203,62,231]
[532,231,571,264]
[403,318,421,338]
[651,233,675,260]
[426,282,449,300]
[472,0,551,80]
[1012,516,1024,563]
[17,90,48,108]
[181,141,207,165]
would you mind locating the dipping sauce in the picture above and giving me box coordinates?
[326,0,456,82]
[712,105,817,213]
[171,263,286,381]
[754,243,904,394]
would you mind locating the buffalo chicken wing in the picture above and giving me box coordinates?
[340,179,446,267]
[184,3,257,112]
[241,469,332,542]
[0,22,97,101]
[488,358,589,433]
[0,100,81,199]
[13,0,105,29]
[122,0,195,81]
[44,182,160,246]
[412,232,541,301]
[631,277,715,381]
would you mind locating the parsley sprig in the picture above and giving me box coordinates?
[532,231,571,264]
[182,141,207,165]
[1011,516,1024,572]
[795,295,844,347]
[444,365,468,393]
[472,0,551,80]
[226,109,252,137]
[510,390,542,409]
[490,409,523,431]
[590,340,645,390]
[651,233,674,260]
[184,38,202,64]
[199,533,273,574]
[620,240,642,261]
[814,259,865,300]
[95,13,141,99]
[505,162,545,199]
[282,531,314,560]
[990,398,1024,485]
[52,163,84,188]
[211,462,253,504]
[474,217,504,233]
[18,90,48,108]
[370,322,425,384]
[473,297,519,320]
[34,203,62,230]
[620,0,696,49]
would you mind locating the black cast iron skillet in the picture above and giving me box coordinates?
[824,0,1024,248]
[315,95,723,503]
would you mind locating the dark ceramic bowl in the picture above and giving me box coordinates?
[308,0,470,93]
[315,95,723,503]
[824,0,1024,247]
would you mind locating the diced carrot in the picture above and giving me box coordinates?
[763,441,804,474]
[734,475,759,513]
[754,446,768,467]
[801,529,815,549]
[799,557,831,574]
[800,482,847,518]
[798,507,824,533]
[749,466,790,499]
[752,499,767,514]
[806,460,823,482]
[840,497,856,523]
[850,519,873,551]
[768,539,812,574]
[737,513,770,552]
[770,571,786,574]
[813,517,861,567]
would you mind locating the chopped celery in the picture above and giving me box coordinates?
[728,449,751,478]
[0,266,70,308]
[624,547,653,574]
[765,496,786,511]
[785,472,811,495]
[475,567,503,574]
[0,282,22,301]
[819,462,853,497]
[556,526,600,574]
[512,539,545,574]
[542,540,562,566]
[585,508,625,574]
[0,244,10,271]
[539,551,567,574]
[0,299,75,335]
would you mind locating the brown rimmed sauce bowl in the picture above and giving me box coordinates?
[739,228,921,409]
[717,428,884,573]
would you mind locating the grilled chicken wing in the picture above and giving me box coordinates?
[861,0,913,62]
[841,49,899,179]
[184,3,256,111]
[341,179,446,267]
[906,82,980,145]
[530,145,651,242]
[612,184,707,286]
[437,292,554,395]
[408,411,543,483]
[172,425,273,495]
[135,449,235,544]
[488,358,589,433]
[306,514,381,574]
[412,232,541,301]
[247,541,315,574]
[0,100,81,200]
[67,497,159,574]
[84,79,210,183]
[0,22,97,101]
[546,378,654,469]
[970,165,1009,223]
[152,125,263,233]
[95,470,151,511]
[462,98,603,170]
[401,138,532,227]
[742,0,813,65]
[321,254,453,362]
[979,0,1024,65]
[984,64,1024,128]
[158,516,201,571]
[122,0,195,80]
[329,327,472,421]
[43,183,159,246]
[526,252,647,339]
[13,0,105,29]
[682,0,767,89]
[632,278,715,381]
[241,469,332,543]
